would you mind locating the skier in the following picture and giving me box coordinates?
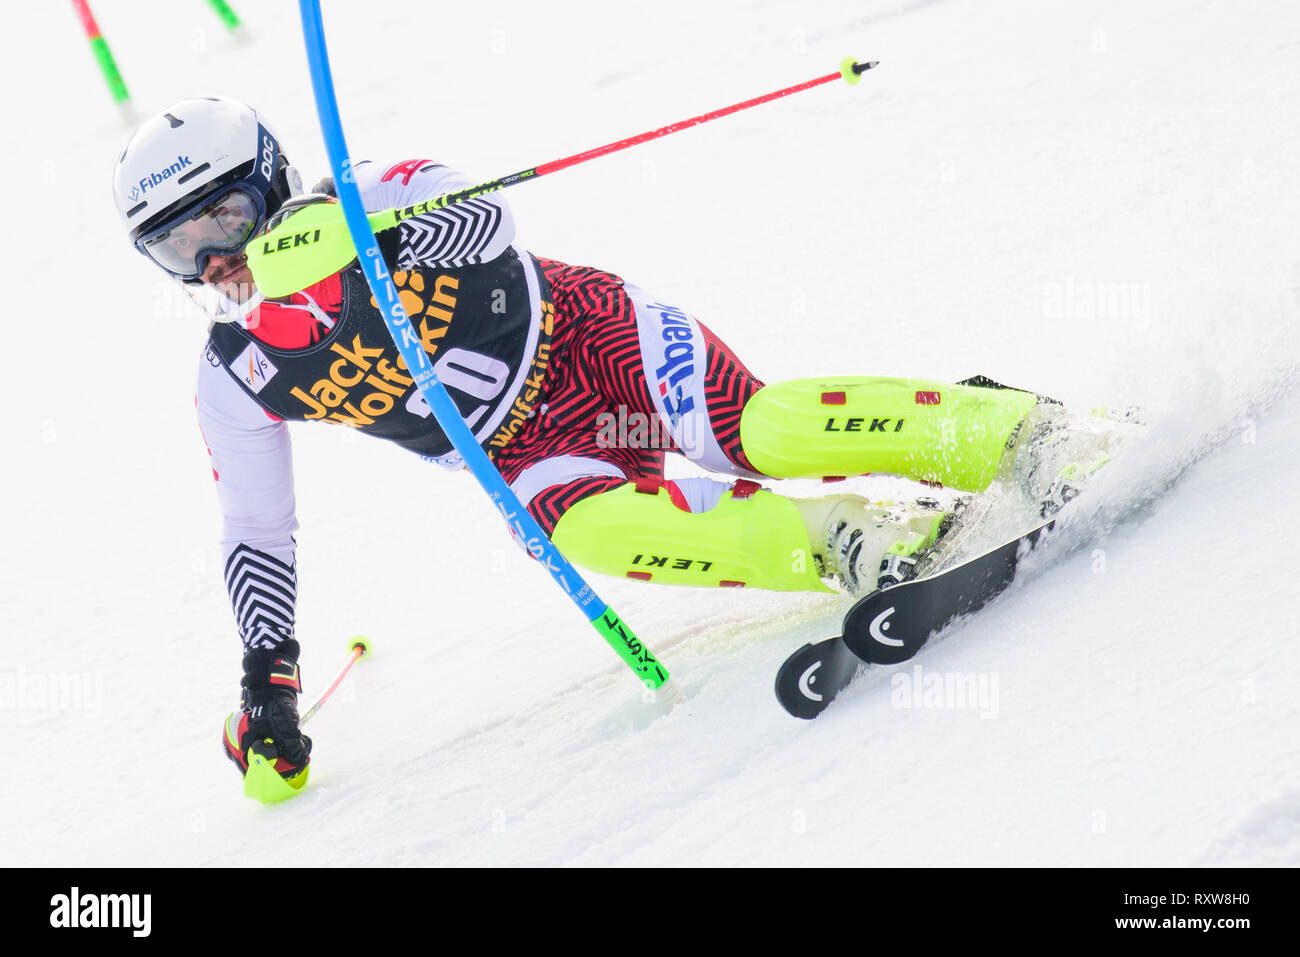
[113,96,1117,786]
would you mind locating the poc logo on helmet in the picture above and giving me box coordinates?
[260,134,275,181]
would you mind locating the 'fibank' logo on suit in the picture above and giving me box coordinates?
[647,301,697,427]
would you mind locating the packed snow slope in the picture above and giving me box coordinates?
[2,0,1298,866]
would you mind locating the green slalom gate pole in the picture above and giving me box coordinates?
[69,0,130,111]
[297,0,684,705]
[204,0,243,31]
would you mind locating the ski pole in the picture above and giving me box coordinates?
[409,57,878,211]
[250,57,879,297]
[69,0,132,118]
[300,636,372,725]
[298,0,683,705]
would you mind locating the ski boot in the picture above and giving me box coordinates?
[223,641,312,802]
[1004,402,1144,517]
[797,496,955,595]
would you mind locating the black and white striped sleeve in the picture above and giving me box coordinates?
[196,349,300,653]
[354,159,517,268]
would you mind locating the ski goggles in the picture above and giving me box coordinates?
[135,185,268,280]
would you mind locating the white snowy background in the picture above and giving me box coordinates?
[2,0,1297,866]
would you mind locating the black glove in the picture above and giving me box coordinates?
[222,640,312,779]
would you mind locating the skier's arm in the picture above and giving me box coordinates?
[196,349,300,652]
[353,159,517,267]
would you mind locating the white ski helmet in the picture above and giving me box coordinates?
[113,96,301,282]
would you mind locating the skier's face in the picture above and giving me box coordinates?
[137,186,262,300]
[200,251,256,304]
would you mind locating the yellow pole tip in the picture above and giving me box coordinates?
[839,57,879,85]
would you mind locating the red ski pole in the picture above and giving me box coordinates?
[254,57,879,297]
[300,636,372,725]
[398,58,878,214]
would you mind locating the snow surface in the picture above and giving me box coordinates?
[2,0,1298,866]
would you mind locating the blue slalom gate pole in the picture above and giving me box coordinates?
[296,0,679,702]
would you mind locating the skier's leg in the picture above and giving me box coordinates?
[549,475,951,593]
[527,263,765,477]
[619,283,1140,513]
[523,468,831,591]
[496,415,837,592]
[499,426,951,595]
[737,377,1037,491]
[542,264,1133,503]
[503,264,964,592]
[507,456,949,593]
[607,281,1040,491]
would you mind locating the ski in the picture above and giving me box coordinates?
[774,633,862,720]
[775,518,1054,718]
[844,518,1055,663]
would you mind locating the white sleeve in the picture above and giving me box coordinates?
[196,347,299,652]
[354,159,517,267]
